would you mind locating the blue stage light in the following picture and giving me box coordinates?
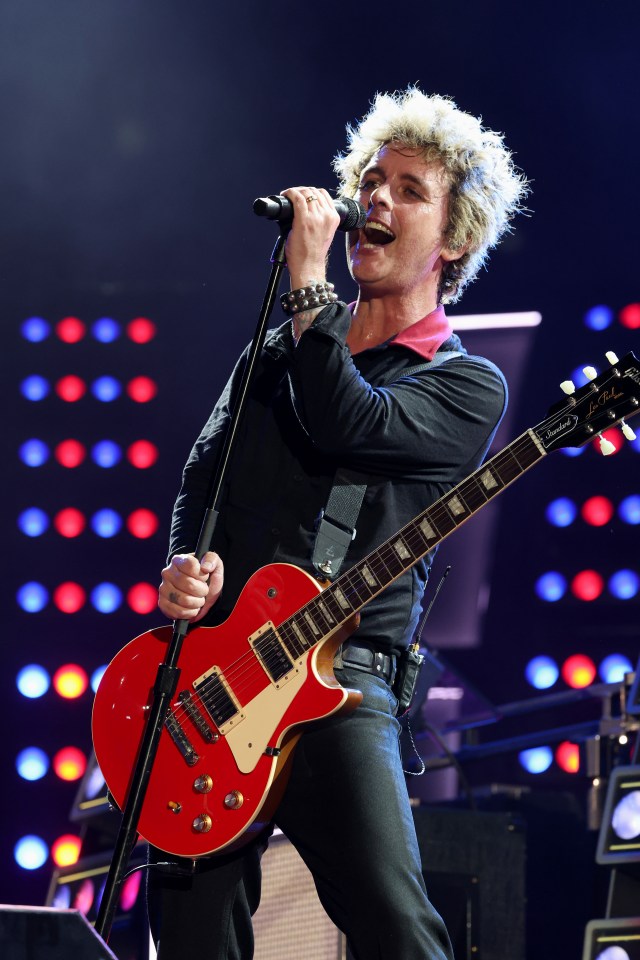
[20,375,50,401]
[525,655,559,689]
[519,746,553,774]
[92,317,120,343]
[21,317,50,342]
[17,582,49,613]
[91,376,122,402]
[584,305,614,331]
[19,439,50,467]
[571,365,592,389]
[16,747,49,781]
[90,582,123,613]
[619,495,640,525]
[535,571,567,602]
[91,509,122,538]
[91,440,122,468]
[91,665,107,693]
[600,654,634,683]
[18,508,49,537]
[16,664,50,698]
[609,569,639,600]
[14,835,48,870]
[559,446,586,458]
[545,497,577,527]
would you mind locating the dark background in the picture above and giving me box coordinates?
[1,0,638,943]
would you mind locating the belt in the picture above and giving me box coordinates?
[337,639,396,684]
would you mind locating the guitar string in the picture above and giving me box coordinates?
[166,430,544,730]
[167,430,544,733]
[166,378,630,732]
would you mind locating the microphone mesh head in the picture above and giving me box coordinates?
[342,199,367,230]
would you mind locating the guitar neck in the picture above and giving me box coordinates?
[276,428,546,658]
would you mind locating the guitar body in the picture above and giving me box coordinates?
[92,351,640,859]
[92,563,361,858]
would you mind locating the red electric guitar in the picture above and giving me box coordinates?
[92,351,640,858]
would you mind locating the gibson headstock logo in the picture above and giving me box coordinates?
[623,364,640,385]
[537,415,578,449]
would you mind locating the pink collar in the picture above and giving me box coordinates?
[391,305,452,360]
[347,303,452,360]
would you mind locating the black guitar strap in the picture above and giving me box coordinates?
[311,350,461,579]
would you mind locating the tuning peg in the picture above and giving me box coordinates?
[605,351,619,365]
[598,433,616,456]
[621,421,637,441]
[583,366,598,381]
[560,380,575,395]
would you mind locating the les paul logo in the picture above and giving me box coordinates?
[586,385,623,420]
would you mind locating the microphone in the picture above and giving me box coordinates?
[253,195,367,231]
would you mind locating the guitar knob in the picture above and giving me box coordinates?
[583,366,598,381]
[192,813,212,833]
[194,774,213,794]
[605,351,619,365]
[560,380,575,395]
[598,434,616,456]
[224,791,244,810]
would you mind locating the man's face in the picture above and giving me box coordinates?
[349,143,460,301]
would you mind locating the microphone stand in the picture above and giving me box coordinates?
[95,226,290,943]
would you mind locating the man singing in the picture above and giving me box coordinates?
[150,86,528,959]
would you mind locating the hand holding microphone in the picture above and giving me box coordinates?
[254,193,367,230]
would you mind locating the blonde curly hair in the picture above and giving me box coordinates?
[333,87,529,303]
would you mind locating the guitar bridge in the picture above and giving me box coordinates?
[165,712,200,766]
[178,690,218,743]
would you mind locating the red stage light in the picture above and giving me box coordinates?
[571,570,604,601]
[51,833,82,867]
[56,317,86,344]
[53,508,86,538]
[126,376,157,403]
[127,582,157,614]
[54,439,87,468]
[126,317,156,344]
[53,664,89,698]
[581,496,614,527]
[52,582,86,614]
[127,508,159,538]
[562,654,596,689]
[52,747,87,782]
[555,741,580,773]
[55,375,87,402]
[619,303,640,329]
[120,871,142,911]
[127,440,159,469]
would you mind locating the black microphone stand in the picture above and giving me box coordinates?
[95,226,289,943]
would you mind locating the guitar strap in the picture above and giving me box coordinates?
[311,350,462,580]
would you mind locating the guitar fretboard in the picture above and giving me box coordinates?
[276,428,545,659]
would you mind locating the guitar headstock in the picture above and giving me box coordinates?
[534,351,640,454]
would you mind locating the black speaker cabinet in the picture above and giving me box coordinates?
[413,806,526,960]
[0,905,117,960]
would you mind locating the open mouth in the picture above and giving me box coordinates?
[362,221,395,246]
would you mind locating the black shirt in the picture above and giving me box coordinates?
[169,302,507,655]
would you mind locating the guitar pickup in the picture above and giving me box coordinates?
[249,622,295,684]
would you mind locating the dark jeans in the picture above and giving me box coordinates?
[147,667,453,960]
